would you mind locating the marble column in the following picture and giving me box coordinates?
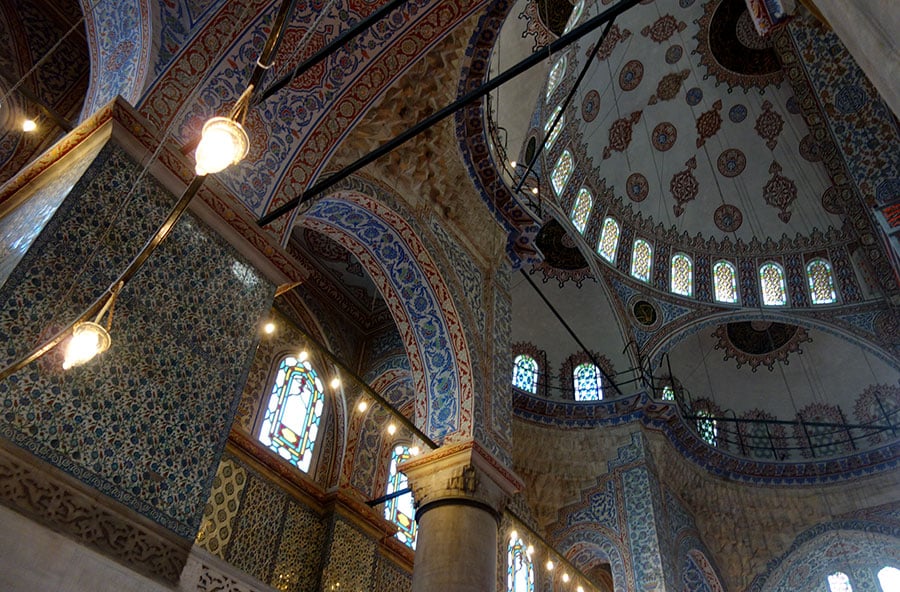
[402,442,522,592]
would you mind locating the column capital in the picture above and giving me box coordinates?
[401,440,523,522]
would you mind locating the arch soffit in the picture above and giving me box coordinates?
[555,528,629,592]
[79,0,153,120]
[299,189,475,444]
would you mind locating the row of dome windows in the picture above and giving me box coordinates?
[548,149,839,305]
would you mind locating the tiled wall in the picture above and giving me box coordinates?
[0,142,275,538]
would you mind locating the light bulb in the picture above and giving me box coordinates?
[409,446,420,456]
[577,586,585,592]
[298,350,309,362]
[387,423,397,435]
[546,560,555,571]
[510,530,518,541]
[330,377,341,389]
[357,399,368,412]
[263,322,276,334]
[531,187,539,195]
[562,573,570,583]
[62,321,111,369]
[526,545,534,557]
[509,160,517,168]
[22,119,36,132]
[194,117,249,175]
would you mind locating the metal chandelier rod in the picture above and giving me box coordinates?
[256,0,644,227]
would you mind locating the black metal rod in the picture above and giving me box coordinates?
[679,414,893,431]
[366,486,412,507]
[519,270,624,398]
[257,0,644,227]
[249,0,299,90]
[14,84,74,132]
[256,0,409,105]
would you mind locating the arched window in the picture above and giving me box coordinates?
[807,258,837,304]
[574,363,603,401]
[759,262,787,306]
[695,409,717,446]
[828,572,853,592]
[563,0,585,33]
[662,385,675,401]
[552,150,574,196]
[508,533,534,592]
[546,56,567,100]
[598,217,620,263]
[671,253,693,297]
[631,239,653,283]
[384,444,417,548]
[878,566,900,592]
[545,106,565,149]
[513,354,539,394]
[713,260,738,304]
[259,355,325,472]
[571,188,593,234]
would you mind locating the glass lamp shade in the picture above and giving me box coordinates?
[62,321,111,370]
[194,117,250,175]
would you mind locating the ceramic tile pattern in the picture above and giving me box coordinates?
[0,143,274,537]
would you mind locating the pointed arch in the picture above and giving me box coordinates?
[631,239,652,282]
[807,258,838,304]
[713,260,738,303]
[671,253,693,297]
[759,262,787,306]
[547,55,567,100]
[552,150,574,195]
[598,217,620,263]
[571,187,593,234]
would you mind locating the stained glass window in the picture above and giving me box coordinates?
[546,56,567,100]
[508,533,534,592]
[563,0,585,33]
[807,258,837,305]
[759,262,787,306]
[631,239,652,283]
[384,444,417,548]
[574,363,603,401]
[671,253,693,297]
[598,217,620,263]
[551,150,574,196]
[713,260,738,304]
[828,572,853,592]
[259,355,325,472]
[571,188,593,234]
[696,409,717,446]
[662,385,675,401]
[544,106,565,149]
[878,567,900,592]
[513,354,539,394]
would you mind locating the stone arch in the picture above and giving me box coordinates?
[299,190,475,444]
[750,524,900,592]
[79,0,154,119]
[555,527,629,592]
[683,549,725,592]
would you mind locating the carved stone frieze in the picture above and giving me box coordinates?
[0,439,190,585]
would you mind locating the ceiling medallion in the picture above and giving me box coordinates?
[670,156,699,216]
[712,321,812,372]
[716,148,746,178]
[763,161,798,223]
[626,173,650,202]
[694,0,785,91]
[714,203,743,232]
[629,297,660,330]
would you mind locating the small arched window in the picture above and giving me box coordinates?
[598,217,620,263]
[713,260,738,304]
[671,253,693,297]
[544,105,565,149]
[259,355,325,472]
[546,56,567,100]
[552,150,574,196]
[662,385,675,401]
[695,409,717,446]
[807,258,837,304]
[878,566,900,592]
[513,354,539,394]
[759,262,787,306]
[508,532,534,592]
[384,444,417,548]
[574,363,603,401]
[828,572,853,592]
[631,239,653,283]
[571,188,593,234]
[563,0,585,33]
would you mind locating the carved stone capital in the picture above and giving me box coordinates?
[400,441,523,522]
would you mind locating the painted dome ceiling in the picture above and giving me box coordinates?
[491,0,847,259]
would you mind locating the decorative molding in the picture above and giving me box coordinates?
[0,437,191,585]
